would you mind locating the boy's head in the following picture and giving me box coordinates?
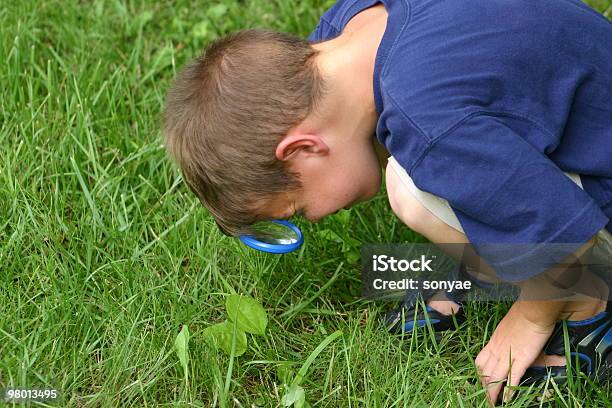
[164,29,382,236]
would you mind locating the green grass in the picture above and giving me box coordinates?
[1,0,611,407]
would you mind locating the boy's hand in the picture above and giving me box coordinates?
[475,299,557,405]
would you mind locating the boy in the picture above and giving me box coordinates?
[163,0,612,403]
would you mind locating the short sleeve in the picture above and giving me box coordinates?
[307,19,338,43]
[409,114,609,281]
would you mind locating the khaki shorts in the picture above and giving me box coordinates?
[387,156,612,265]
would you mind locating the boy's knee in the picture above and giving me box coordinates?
[387,185,432,234]
[386,164,468,243]
[386,164,450,237]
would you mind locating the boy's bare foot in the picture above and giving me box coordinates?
[426,292,461,315]
[425,267,498,316]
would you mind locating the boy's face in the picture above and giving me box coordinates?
[266,136,383,222]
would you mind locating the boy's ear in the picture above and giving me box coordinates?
[275,134,329,162]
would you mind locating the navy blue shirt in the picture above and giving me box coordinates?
[309,0,612,280]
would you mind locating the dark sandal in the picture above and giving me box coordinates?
[385,263,484,334]
[520,304,612,386]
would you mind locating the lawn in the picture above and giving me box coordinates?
[1,0,611,407]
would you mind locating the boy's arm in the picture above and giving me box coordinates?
[515,234,600,324]
[402,114,609,281]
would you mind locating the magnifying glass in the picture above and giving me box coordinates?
[239,220,304,254]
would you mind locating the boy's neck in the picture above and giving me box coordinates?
[308,4,388,143]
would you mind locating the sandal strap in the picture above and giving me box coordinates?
[385,286,437,330]
[385,263,470,332]
[520,365,570,386]
[385,298,466,334]
[402,263,469,310]
[521,310,612,385]
[540,310,612,379]
[545,311,611,356]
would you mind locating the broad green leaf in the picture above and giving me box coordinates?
[226,294,268,335]
[207,4,229,20]
[317,229,343,243]
[344,236,361,248]
[174,325,190,380]
[346,249,360,264]
[203,321,247,356]
[295,391,306,408]
[281,384,305,407]
[136,11,153,28]
[127,10,153,35]
[192,20,210,39]
[336,209,351,225]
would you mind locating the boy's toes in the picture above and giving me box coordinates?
[426,299,460,316]
[531,351,565,368]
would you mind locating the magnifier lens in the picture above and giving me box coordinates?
[249,221,299,245]
[239,220,303,253]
